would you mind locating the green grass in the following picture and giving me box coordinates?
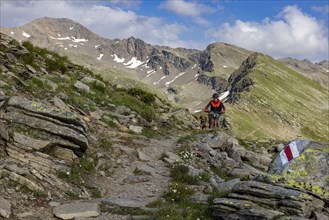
[177,130,210,144]
[128,87,156,105]
[57,153,97,185]
[144,182,212,220]
[227,53,329,142]
[111,93,156,122]
[170,165,199,185]
[98,136,113,150]
[211,166,231,181]
[150,202,212,220]
[21,41,69,73]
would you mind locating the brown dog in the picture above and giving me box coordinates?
[199,113,208,130]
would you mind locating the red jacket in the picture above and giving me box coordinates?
[204,99,226,113]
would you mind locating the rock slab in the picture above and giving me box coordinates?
[0,196,11,218]
[53,202,100,219]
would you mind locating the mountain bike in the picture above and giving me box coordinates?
[208,111,221,129]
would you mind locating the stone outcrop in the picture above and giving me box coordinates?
[197,73,228,94]
[212,181,326,219]
[148,48,191,75]
[267,140,329,198]
[0,95,88,193]
[182,133,329,219]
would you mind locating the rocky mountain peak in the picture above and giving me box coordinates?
[227,52,262,96]
[279,57,329,89]
[124,36,150,60]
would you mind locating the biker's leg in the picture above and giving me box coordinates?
[208,112,213,129]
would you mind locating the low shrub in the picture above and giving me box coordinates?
[170,165,199,185]
[112,93,155,122]
[127,87,156,104]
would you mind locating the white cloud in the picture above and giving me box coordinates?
[207,5,328,62]
[160,0,214,26]
[108,0,141,9]
[0,0,187,48]
[311,5,329,14]
[160,0,213,17]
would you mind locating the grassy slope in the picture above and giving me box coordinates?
[206,43,252,79]
[227,54,329,142]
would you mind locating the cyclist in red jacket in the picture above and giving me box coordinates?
[204,93,226,128]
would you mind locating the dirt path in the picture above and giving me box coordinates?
[92,130,185,210]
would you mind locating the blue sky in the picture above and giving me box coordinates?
[1,0,328,62]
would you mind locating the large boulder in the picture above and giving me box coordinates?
[268,140,329,197]
[212,181,326,219]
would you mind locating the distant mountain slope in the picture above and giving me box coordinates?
[2,17,328,142]
[226,53,329,141]
[0,17,252,111]
[279,58,329,90]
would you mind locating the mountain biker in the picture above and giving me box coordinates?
[204,93,226,128]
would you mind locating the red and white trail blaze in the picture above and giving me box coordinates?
[280,141,300,165]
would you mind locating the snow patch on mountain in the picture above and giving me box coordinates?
[146,69,156,77]
[154,75,168,85]
[97,54,104,60]
[165,72,186,86]
[68,44,78,48]
[142,60,150,68]
[124,57,144,68]
[72,37,88,43]
[111,54,125,63]
[22,32,30,38]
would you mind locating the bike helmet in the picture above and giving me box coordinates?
[212,93,219,99]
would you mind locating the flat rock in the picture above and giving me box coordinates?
[0,121,9,141]
[164,151,182,164]
[102,197,155,209]
[52,96,70,111]
[81,76,106,88]
[4,111,88,152]
[136,164,156,175]
[13,132,50,151]
[137,150,151,161]
[4,164,29,175]
[53,202,100,220]
[8,96,87,132]
[0,196,11,218]
[129,125,143,134]
[123,175,151,184]
[26,64,37,74]
[74,80,90,93]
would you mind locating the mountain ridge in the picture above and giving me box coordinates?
[1,17,328,142]
[226,53,329,141]
[0,17,253,111]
